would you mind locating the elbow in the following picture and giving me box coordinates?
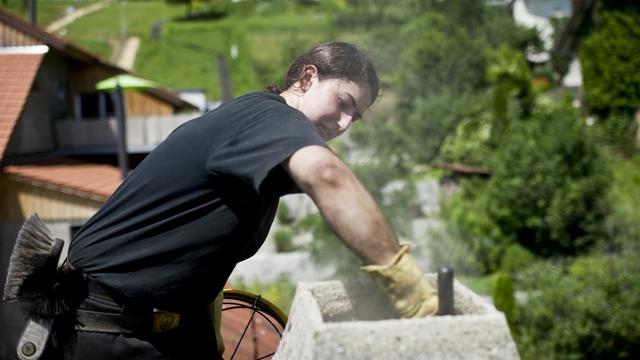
[307,162,352,191]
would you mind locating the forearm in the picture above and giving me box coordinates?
[285,147,400,265]
[284,146,438,317]
[308,164,399,265]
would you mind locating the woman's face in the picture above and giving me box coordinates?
[297,75,371,141]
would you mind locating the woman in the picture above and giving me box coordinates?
[8,42,437,359]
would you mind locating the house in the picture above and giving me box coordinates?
[0,8,201,356]
[511,0,584,88]
[0,7,199,239]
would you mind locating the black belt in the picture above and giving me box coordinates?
[76,309,149,333]
[76,309,181,334]
[74,275,180,334]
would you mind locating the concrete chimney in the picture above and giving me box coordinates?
[274,275,520,359]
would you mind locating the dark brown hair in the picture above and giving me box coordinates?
[268,42,379,104]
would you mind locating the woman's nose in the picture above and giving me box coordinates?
[338,113,353,131]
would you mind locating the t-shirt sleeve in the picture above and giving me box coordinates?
[206,103,327,193]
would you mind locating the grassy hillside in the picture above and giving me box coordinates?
[1,0,101,27]
[57,0,354,99]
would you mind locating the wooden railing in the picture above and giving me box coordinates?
[54,112,200,151]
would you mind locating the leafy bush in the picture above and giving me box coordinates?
[515,250,640,359]
[443,182,509,273]
[230,275,296,314]
[486,47,534,142]
[500,243,536,275]
[276,201,293,225]
[486,103,610,256]
[273,227,296,253]
[493,272,516,332]
[580,10,640,118]
[444,102,610,271]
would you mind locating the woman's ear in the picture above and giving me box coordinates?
[299,65,318,92]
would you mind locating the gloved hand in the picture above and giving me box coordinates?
[362,244,438,318]
[209,290,225,356]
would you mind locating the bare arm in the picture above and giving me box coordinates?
[282,145,400,266]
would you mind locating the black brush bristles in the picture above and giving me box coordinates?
[3,213,58,302]
[3,214,88,352]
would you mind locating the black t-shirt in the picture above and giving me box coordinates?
[68,91,326,310]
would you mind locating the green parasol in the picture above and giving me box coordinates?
[94,74,160,179]
[96,74,160,92]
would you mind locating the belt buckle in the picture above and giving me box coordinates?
[153,311,180,333]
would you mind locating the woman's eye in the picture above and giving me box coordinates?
[338,98,349,112]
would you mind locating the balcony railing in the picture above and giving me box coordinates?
[54,112,201,153]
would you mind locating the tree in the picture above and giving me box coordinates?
[346,0,537,166]
[486,47,534,144]
[580,9,640,146]
[580,9,640,117]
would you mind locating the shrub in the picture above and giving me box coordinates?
[443,182,509,273]
[485,102,609,257]
[444,101,610,272]
[515,251,640,359]
[273,227,296,253]
[231,275,296,314]
[500,243,536,275]
[276,201,294,225]
[493,272,516,332]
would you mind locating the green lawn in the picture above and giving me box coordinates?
[1,0,102,28]
[4,0,363,99]
[60,0,341,99]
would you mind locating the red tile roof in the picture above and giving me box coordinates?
[0,53,43,159]
[4,160,123,200]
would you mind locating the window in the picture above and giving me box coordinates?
[75,92,114,120]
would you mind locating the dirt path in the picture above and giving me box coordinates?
[115,36,141,70]
[46,0,110,33]
[45,0,141,71]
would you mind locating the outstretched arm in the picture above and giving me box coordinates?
[283,145,438,317]
[282,145,400,266]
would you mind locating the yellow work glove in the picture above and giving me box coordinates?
[362,244,438,318]
[209,290,225,356]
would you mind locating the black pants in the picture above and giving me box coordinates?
[56,314,221,360]
[42,279,221,360]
